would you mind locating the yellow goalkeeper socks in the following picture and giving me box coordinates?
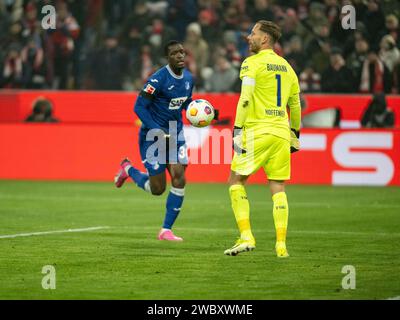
[229,185,254,242]
[272,192,289,244]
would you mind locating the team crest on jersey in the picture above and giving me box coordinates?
[185,81,190,90]
[144,84,156,95]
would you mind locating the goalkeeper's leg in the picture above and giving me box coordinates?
[224,171,255,256]
[270,180,289,258]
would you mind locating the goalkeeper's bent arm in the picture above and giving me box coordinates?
[288,93,301,132]
[234,76,255,128]
[288,93,302,153]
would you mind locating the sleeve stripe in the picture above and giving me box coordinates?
[139,91,155,100]
[242,76,256,86]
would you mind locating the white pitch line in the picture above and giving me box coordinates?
[386,296,400,300]
[0,226,110,239]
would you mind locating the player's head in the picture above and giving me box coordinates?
[247,20,281,53]
[164,40,186,72]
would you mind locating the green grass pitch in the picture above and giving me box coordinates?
[0,180,399,300]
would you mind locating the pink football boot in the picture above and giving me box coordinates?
[158,229,183,241]
[114,158,131,188]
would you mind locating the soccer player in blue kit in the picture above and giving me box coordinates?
[115,40,216,241]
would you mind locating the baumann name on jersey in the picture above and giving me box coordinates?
[266,64,288,72]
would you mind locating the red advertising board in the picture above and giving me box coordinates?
[0,91,400,127]
[1,91,399,185]
[0,123,398,185]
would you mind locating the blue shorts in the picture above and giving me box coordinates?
[139,128,188,176]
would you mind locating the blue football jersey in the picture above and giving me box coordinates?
[139,65,194,133]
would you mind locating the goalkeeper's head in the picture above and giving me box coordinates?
[164,40,186,74]
[247,20,281,54]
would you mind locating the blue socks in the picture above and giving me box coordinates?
[163,187,185,229]
[127,166,150,192]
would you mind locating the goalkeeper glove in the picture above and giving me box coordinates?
[233,126,246,154]
[290,129,300,153]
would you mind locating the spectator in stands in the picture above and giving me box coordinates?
[342,21,369,58]
[184,22,209,81]
[3,21,25,51]
[143,18,177,66]
[25,97,59,123]
[363,0,386,49]
[302,2,329,41]
[103,0,135,32]
[130,44,155,91]
[0,43,24,88]
[221,30,242,68]
[121,0,152,56]
[198,8,220,45]
[299,63,321,93]
[222,2,241,32]
[359,47,391,94]
[234,16,253,58]
[305,22,332,74]
[278,8,308,46]
[321,48,355,93]
[384,14,400,47]
[46,1,80,89]
[21,37,46,89]
[380,34,400,94]
[167,0,198,40]
[88,32,130,91]
[204,56,239,93]
[21,2,40,41]
[146,1,169,18]
[347,38,369,91]
[294,0,310,21]
[324,0,340,24]
[352,0,368,23]
[1,0,398,94]
[361,93,395,128]
[329,1,354,46]
[0,0,23,23]
[284,35,306,75]
[246,0,274,23]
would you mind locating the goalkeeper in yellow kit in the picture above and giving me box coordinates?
[224,20,301,258]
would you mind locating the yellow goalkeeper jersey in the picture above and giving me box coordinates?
[235,49,301,142]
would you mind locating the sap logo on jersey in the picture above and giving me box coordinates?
[301,132,395,186]
[169,97,188,110]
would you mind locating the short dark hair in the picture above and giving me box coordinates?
[164,40,181,56]
[257,20,282,44]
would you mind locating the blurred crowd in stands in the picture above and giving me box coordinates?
[0,0,399,93]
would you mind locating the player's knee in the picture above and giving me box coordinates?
[172,175,186,188]
[151,185,166,196]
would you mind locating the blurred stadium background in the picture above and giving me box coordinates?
[0,0,399,300]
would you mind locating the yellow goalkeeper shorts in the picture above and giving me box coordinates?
[231,133,290,180]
